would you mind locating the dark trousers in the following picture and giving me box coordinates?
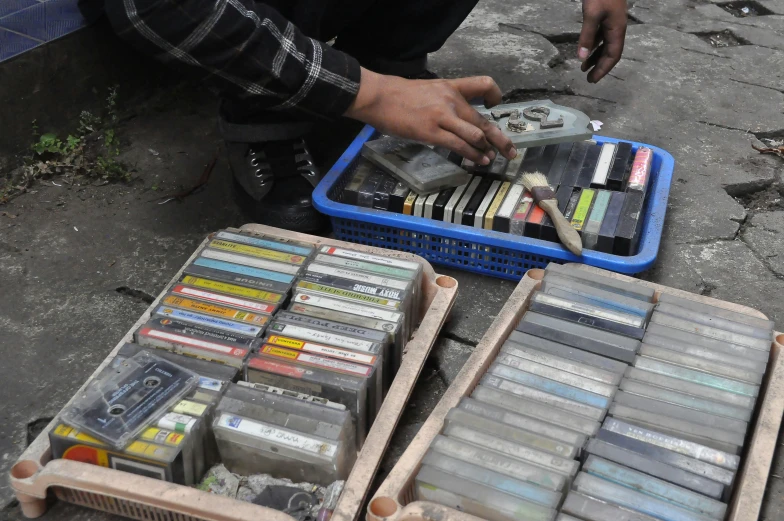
[219,0,479,140]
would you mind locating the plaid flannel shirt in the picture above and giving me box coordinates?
[105,0,362,119]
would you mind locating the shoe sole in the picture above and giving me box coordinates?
[231,177,328,234]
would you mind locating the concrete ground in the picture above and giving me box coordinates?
[2,0,784,519]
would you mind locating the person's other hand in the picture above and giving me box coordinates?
[344,68,517,165]
[578,0,628,83]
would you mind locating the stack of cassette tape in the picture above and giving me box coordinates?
[245,245,422,448]
[136,228,313,365]
[211,381,356,485]
[565,292,774,521]
[50,351,208,486]
[341,133,654,256]
[413,263,774,521]
[50,228,424,490]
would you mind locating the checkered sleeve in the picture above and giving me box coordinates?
[105,0,362,119]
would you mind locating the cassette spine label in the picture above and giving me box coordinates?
[267,323,377,351]
[295,281,400,308]
[627,147,653,192]
[485,181,510,229]
[216,414,338,457]
[146,317,259,347]
[298,272,403,300]
[591,143,617,187]
[183,263,291,293]
[200,249,301,275]
[306,263,410,291]
[155,307,263,336]
[208,239,306,265]
[293,293,402,323]
[493,183,525,232]
[570,189,595,231]
[193,258,295,284]
[162,296,270,326]
[403,192,417,215]
[276,310,390,341]
[443,179,472,223]
[214,231,313,256]
[138,327,249,359]
[171,285,276,314]
[180,275,283,303]
[264,338,377,365]
[260,346,373,377]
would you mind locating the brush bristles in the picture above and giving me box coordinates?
[521,172,549,191]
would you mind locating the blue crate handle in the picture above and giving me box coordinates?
[313,125,674,278]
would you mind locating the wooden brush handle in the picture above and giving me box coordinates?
[539,199,583,256]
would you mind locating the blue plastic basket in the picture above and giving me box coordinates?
[312,125,674,280]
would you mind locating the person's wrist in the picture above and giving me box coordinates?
[345,67,384,121]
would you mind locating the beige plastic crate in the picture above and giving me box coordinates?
[9,224,459,521]
[368,264,784,521]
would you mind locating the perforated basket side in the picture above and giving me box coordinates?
[54,488,207,521]
[330,217,551,280]
[313,125,675,278]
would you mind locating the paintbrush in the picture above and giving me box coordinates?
[521,172,583,256]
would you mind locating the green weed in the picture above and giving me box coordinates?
[1,86,130,204]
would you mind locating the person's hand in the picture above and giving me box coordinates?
[578,0,628,83]
[344,68,517,165]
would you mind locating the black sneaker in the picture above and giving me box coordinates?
[226,138,327,233]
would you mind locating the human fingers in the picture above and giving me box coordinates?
[578,6,602,61]
[459,105,517,159]
[432,128,492,165]
[440,116,493,156]
[587,21,626,82]
[581,41,604,72]
[447,76,504,107]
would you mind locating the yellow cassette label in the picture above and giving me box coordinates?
[55,424,105,445]
[126,441,154,456]
[484,182,510,229]
[173,400,208,417]
[263,345,300,360]
[74,431,103,444]
[141,427,185,447]
[126,441,175,460]
[267,335,305,349]
[180,276,283,303]
[141,427,162,441]
[55,424,74,437]
[403,193,417,215]
[162,296,269,325]
[208,239,306,265]
[570,189,596,231]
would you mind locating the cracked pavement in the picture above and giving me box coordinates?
[2,0,784,518]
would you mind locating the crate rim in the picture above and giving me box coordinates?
[312,125,675,275]
[367,265,783,521]
[9,224,459,521]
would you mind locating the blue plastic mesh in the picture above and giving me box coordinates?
[313,126,674,280]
